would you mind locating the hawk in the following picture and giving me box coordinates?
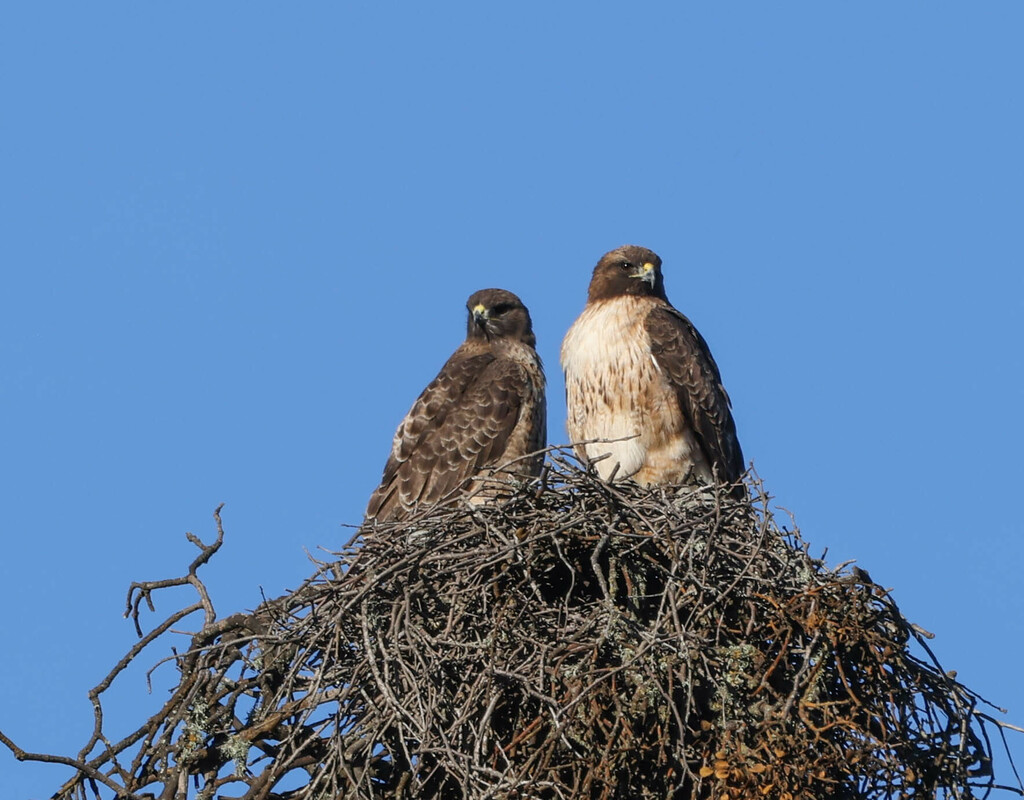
[365,288,546,522]
[560,245,744,494]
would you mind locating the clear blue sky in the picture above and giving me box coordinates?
[2,4,1022,797]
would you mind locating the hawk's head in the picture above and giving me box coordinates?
[466,288,536,348]
[586,245,665,303]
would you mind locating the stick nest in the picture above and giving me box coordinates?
[15,457,1020,799]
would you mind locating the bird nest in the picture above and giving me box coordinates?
[6,456,1020,800]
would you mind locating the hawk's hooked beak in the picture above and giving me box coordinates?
[472,304,489,325]
[635,262,657,288]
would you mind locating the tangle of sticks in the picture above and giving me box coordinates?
[3,455,1021,799]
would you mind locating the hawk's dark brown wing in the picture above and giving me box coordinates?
[366,350,533,521]
[644,305,744,486]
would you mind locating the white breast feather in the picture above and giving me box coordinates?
[560,299,655,481]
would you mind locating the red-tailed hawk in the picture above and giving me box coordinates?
[365,288,547,522]
[560,245,744,494]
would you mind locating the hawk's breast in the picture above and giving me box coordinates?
[561,296,709,485]
[560,298,652,480]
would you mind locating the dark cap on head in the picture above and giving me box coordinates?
[586,245,665,303]
[466,288,536,347]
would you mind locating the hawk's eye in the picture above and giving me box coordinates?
[620,261,633,271]
[491,303,513,316]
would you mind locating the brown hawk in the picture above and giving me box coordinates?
[560,245,744,495]
[366,288,546,522]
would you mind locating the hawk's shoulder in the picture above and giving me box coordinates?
[643,303,744,484]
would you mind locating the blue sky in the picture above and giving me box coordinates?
[2,4,1022,796]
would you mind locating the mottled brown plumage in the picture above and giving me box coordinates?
[561,245,744,494]
[366,289,546,522]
